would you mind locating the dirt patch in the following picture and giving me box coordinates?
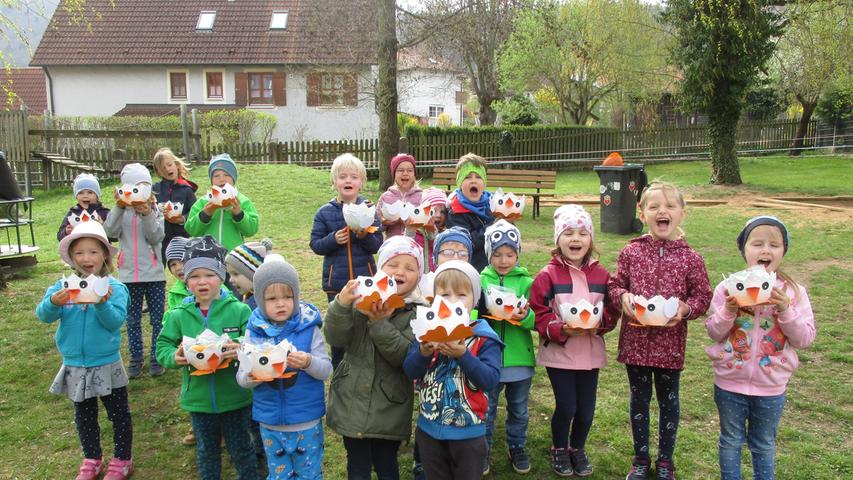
[784,258,853,285]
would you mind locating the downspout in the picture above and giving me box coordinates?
[42,66,55,113]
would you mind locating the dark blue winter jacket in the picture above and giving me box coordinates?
[153,177,197,259]
[309,196,382,294]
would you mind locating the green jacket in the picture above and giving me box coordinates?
[324,297,417,441]
[156,288,252,414]
[481,265,536,368]
[184,192,259,251]
[166,279,190,312]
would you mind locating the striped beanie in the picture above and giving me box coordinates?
[165,236,189,263]
[421,187,448,209]
[225,239,273,280]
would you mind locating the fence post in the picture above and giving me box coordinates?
[180,104,190,161]
[43,110,53,153]
[191,108,201,163]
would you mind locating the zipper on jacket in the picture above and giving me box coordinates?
[218,211,224,244]
[197,304,219,412]
[499,274,508,364]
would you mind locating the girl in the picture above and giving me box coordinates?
[608,181,712,480]
[377,153,423,239]
[324,236,425,480]
[152,147,197,263]
[706,216,815,480]
[104,163,166,379]
[237,254,332,480]
[36,221,133,480]
[530,205,619,477]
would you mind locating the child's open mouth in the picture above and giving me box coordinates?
[568,246,583,253]
[468,186,479,196]
[394,276,406,288]
[758,259,772,268]
[656,218,671,228]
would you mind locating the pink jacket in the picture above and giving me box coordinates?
[608,235,712,370]
[705,279,815,396]
[378,185,429,269]
[531,257,619,370]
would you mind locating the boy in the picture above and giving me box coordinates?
[446,153,493,270]
[58,173,111,240]
[165,236,190,312]
[432,226,474,267]
[225,239,273,311]
[185,153,260,251]
[156,236,258,480]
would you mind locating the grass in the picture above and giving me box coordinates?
[1,154,851,479]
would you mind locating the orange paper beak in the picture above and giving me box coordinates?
[580,310,591,323]
[377,276,389,292]
[503,305,515,314]
[123,191,131,198]
[747,287,760,302]
[438,300,451,319]
[634,304,646,319]
[207,353,220,369]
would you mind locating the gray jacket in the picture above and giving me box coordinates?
[104,204,166,283]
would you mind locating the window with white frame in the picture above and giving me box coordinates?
[170,72,187,100]
[196,11,216,30]
[270,11,289,30]
[428,105,445,126]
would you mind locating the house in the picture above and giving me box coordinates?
[397,48,466,127]
[29,0,466,142]
[0,67,48,114]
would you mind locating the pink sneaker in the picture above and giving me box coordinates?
[103,458,133,480]
[75,458,105,480]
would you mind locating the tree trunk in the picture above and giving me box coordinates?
[478,93,498,126]
[376,0,399,191]
[708,100,743,185]
[789,95,816,156]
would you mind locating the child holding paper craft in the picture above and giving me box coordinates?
[165,236,190,312]
[152,147,197,262]
[156,236,258,480]
[226,239,274,311]
[36,221,134,480]
[705,216,814,480]
[403,261,502,480]
[310,153,382,368]
[607,181,712,480]
[103,163,167,379]
[185,153,259,251]
[237,254,332,480]
[324,236,424,479]
[478,219,536,475]
[58,173,111,241]
[530,205,619,477]
[378,153,422,238]
[446,153,494,271]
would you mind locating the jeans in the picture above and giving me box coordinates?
[715,385,785,480]
[485,376,532,449]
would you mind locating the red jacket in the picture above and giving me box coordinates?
[608,235,712,370]
[530,256,619,370]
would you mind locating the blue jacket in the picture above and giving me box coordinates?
[309,196,382,293]
[246,302,325,426]
[36,277,129,367]
[403,320,503,440]
[153,177,197,253]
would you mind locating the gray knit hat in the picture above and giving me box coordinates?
[253,254,300,318]
[165,236,189,263]
[182,236,227,280]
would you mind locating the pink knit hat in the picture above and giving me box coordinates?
[378,235,424,273]
[421,187,448,209]
[390,154,416,178]
[553,204,594,243]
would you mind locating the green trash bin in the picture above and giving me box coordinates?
[593,164,647,234]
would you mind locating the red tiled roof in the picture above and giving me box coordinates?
[0,67,48,113]
[114,104,242,116]
[31,0,377,66]
[398,48,464,74]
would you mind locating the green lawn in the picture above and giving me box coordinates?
[1,154,851,479]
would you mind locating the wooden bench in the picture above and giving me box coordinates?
[431,167,557,219]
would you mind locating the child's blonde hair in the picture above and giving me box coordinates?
[70,237,114,277]
[455,153,487,171]
[152,148,191,179]
[434,269,473,296]
[638,180,686,209]
[330,153,367,184]
[263,283,294,299]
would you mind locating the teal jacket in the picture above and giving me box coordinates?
[480,265,536,368]
[156,288,252,414]
[36,277,129,368]
[185,191,259,251]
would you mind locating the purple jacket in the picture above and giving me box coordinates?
[608,235,712,370]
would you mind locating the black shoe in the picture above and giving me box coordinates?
[571,448,593,476]
[127,358,144,379]
[655,459,676,480]
[149,359,165,377]
[551,447,573,477]
[626,456,651,480]
[508,445,531,474]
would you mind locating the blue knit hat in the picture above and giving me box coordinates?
[73,173,101,198]
[484,219,521,260]
[433,226,473,265]
[208,153,238,183]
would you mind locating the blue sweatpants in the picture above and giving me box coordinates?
[261,422,324,479]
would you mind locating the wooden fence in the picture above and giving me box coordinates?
[0,110,30,193]
[203,138,380,169]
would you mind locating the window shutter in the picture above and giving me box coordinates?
[344,74,358,107]
[306,73,320,107]
[273,72,286,106]
[235,72,248,106]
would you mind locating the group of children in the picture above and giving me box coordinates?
[37,149,815,480]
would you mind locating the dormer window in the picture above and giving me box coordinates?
[270,11,288,30]
[197,11,216,30]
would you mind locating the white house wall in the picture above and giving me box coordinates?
[397,68,463,126]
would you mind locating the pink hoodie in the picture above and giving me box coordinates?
[378,184,429,268]
[705,278,815,396]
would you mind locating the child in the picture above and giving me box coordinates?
[403,260,502,480]
[420,186,449,272]
[185,153,260,251]
[36,221,134,480]
[165,236,190,312]
[152,147,198,262]
[325,235,424,479]
[57,173,111,241]
[705,216,815,480]
[103,163,167,378]
[378,153,422,239]
[480,219,536,475]
[432,226,474,268]
[608,181,712,480]
[155,236,258,480]
[225,239,274,310]
[310,153,383,369]
[446,153,493,271]
[237,254,332,480]
[530,205,619,477]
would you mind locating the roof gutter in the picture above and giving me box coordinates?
[42,66,55,113]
